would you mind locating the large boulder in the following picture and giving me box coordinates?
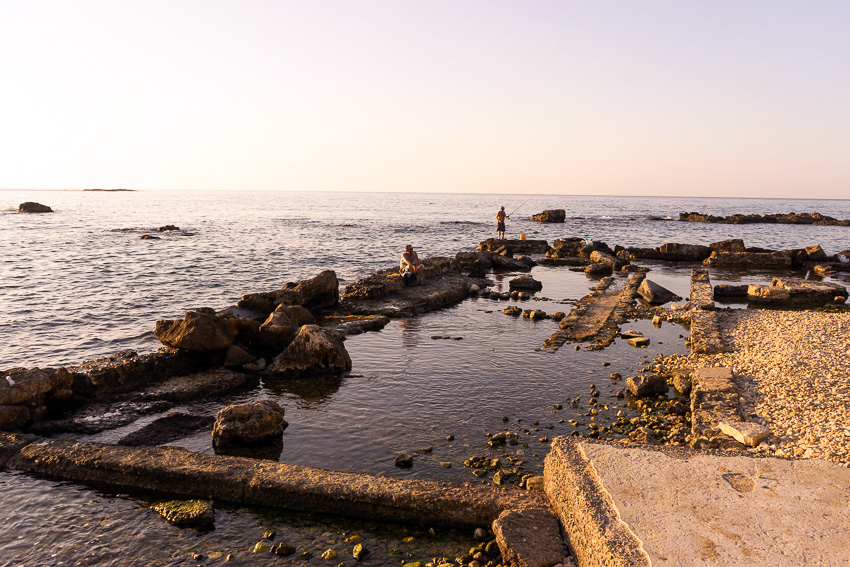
[238,271,339,314]
[637,279,682,305]
[589,250,622,269]
[18,202,53,213]
[770,278,848,302]
[266,325,352,377]
[531,209,566,223]
[259,305,316,347]
[154,309,235,352]
[212,400,287,447]
[508,275,543,291]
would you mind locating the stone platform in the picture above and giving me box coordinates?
[545,437,850,567]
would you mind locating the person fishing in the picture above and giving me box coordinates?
[496,206,507,240]
[400,244,424,285]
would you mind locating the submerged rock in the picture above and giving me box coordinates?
[212,400,287,447]
[158,225,179,232]
[18,202,53,213]
[152,499,214,527]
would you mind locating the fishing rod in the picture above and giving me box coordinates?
[506,196,533,218]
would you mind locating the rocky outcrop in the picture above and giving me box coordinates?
[531,209,566,223]
[628,243,711,262]
[703,250,793,267]
[679,211,850,226]
[18,202,53,213]
[152,499,214,527]
[584,263,613,276]
[709,239,746,253]
[258,305,316,347]
[155,309,236,352]
[637,280,681,305]
[477,238,549,255]
[266,325,351,377]
[0,368,73,429]
[238,271,339,314]
[212,400,287,447]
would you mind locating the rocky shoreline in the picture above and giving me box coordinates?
[3,233,850,566]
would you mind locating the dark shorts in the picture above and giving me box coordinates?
[497,221,506,231]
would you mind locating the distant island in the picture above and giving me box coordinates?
[83,188,136,192]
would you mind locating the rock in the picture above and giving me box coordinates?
[258,305,316,347]
[709,238,746,253]
[719,421,771,447]
[531,209,566,223]
[152,499,214,527]
[671,372,692,394]
[273,543,296,556]
[0,367,73,407]
[704,250,793,267]
[747,285,791,303]
[657,243,711,261]
[154,310,235,352]
[473,527,488,540]
[119,413,215,446]
[805,244,828,262]
[469,284,481,293]
[626,374,669,397]
[139,234,160,240]
[239,271,339,313]
[321,550,338,560]
[584,263,613,276]
[352,543,370,561]
[813,264,837,276]
[18,202,53,213]
[529,310,548,320]
[713,284,749,297]
[158,225,179,232]
[550,312,565,321]
[771,277,848,302]
[223,345,255,367]
[652,315,662,327]
[626,336,650,347]
[509,275,542,291]
[525,476,544,491]
[212,400,287,447]
[0,405,31,430]
[504,306,522,316]
[589,250,622,270]
[637,279,682,305]
[266,325,351,377]
[620,330,643,340]
[395,454,413,468]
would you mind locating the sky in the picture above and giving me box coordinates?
[1,1,848,197]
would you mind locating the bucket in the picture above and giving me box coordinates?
[520,234,527,240]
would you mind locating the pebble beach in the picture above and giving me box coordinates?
[674,309,850,467]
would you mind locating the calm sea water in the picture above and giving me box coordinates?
[2,190,850,566]
[2,190,849,368]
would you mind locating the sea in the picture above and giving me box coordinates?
[1,190,849,566]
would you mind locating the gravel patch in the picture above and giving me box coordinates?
[671,309,850,467]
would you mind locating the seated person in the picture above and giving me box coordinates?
[400,244,425,284]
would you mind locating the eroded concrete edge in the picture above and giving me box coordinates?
[544,437,650,567]
[0,433,563,563]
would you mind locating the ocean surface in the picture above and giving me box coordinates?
[2,190,850,566]
[2,190,849,369]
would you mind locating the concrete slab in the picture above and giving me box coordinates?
[545,437,850,567]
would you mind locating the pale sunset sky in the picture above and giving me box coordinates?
[1,1,848,197]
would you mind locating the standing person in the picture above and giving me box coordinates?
[400,244,424,285]
[496,206,507,240]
